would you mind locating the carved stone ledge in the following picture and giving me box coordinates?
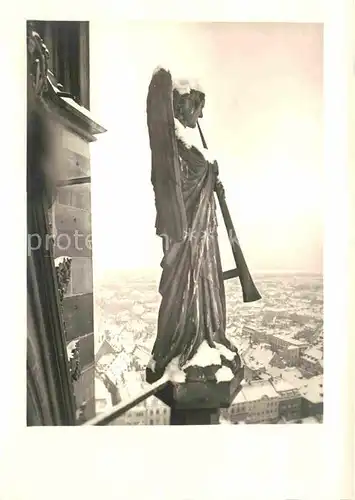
[67,340,81,382]
[146,362,244,424]
[55,257,72,301]
[27,25,106,142]
[45,73,107,142]
[54,257,83,384]
[27,25,49,97]
[27,206,77,425]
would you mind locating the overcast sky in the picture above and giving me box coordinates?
[89,22,323,276]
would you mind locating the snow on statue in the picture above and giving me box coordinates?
[146,67,260,385]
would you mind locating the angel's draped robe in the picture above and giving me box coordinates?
[151,136,235,373]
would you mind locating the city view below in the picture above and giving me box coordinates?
[94,270,323,425]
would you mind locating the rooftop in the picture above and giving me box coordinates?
[234,379,279,403]
[270,377,299,394]
[273,334,308,346]
[298,375,323,404]
[303,346,323,361]
[95,376,111,400]
[241,344,274,370]
[269,367,305,388]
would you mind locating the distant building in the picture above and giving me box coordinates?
[270,352,287,369]
[145,397,170,425]
[270,377,302,421]
[221,377,303,424]
[269,334,308,352]
[289,313,314,325]
[229,380,280,424]
[95,376,113,415]
[114,405,146,426]
[95,338,118,364]
[294,325,318,342]
[241,343,274,376]
[96,368,121,406]
[299,347,323,376]
[262,308,289,324]
[113,395,170,426]
[111,370,170,425]
[243,365,262,382]
[299,375,323,419]
[283,345,301,364]
[243,326,276,346]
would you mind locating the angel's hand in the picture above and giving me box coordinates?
[212,160,219,176]
[215,179,225,198]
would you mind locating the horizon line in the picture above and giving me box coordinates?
[95,267,323,276]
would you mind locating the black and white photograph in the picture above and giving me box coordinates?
[27,20,324,427]
[0,2,352,499]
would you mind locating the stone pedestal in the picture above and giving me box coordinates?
[146,352,244,425]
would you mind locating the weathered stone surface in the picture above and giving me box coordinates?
[146,365,244,411]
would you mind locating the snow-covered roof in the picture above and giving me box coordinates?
[54,255,72,266]
[298,375,323,404]
[271,377,298,394]
[118,370,148,401]
[241,344,274,370]
[273,367,305,388]
[303,346,323,360]
[97,353,116,367]
[273,334,307,346]
[95,376,111,400]
[233,380,279,404]
[233,390,247,404]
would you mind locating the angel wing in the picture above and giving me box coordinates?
[146,68,187,243]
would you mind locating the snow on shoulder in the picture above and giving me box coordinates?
[174,118,216,163]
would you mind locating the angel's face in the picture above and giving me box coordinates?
[176,90,205,128]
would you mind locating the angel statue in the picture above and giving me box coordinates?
[146,67,259,384]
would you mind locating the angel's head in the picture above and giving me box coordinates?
[173,78,205,128]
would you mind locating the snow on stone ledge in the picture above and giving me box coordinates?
[150,340,237,383]
[54,256,72,266]
[215,366,234,383]
[66,339,78,360]
[184,340,221,368]
[215,342,236,361]
[184,340,236,369]
[165,357,186,383]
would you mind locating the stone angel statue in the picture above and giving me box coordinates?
[146,67,243,384]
